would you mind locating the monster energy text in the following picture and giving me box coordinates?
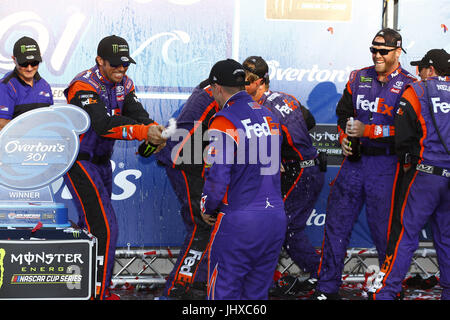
[11,252,84,265]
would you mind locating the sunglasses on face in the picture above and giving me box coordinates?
[369,47,396,56]
[246,74,260,83]
[19,61,40,68]
[108,61,130,68]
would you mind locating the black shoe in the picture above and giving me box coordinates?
[395,290,405,300]
[404,274,423,288]
[269,275,301,299]
[310,290,341,300]
[296,278,318,292]
[168,282,206,300]
[421,276,438,290]
[367,290,404,300]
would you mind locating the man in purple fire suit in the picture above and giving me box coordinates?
[312,28,416,300]
[370,49,450,300]
[155,80,219,299]
[243,56,325,294]
[63,35,166,300]
[200,59,286,300]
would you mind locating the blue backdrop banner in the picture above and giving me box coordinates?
[1,0,443,247]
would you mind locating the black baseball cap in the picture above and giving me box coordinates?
[13,36,42,64]
[242,56,270,84]
[372,28,406,53]
[208,59,247,86]
[410,49,450,74]
[97,35,136,65]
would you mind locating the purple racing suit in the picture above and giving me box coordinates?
[0,69,53,119]
[63,65,157,299]
[202,91,287,300]
[258,90,324,278]
[371,76,450,300]
[155,80,219,297]
[316,65,416,294]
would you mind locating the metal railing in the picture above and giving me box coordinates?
[111,246,439,286]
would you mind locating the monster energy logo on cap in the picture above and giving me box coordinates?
[97,35,136,65]
[13,37,42,64]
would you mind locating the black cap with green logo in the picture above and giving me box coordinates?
[97,35,136,66]
[13,36,43,64]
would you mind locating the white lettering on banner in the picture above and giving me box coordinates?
[306,209,326,226]
[431,97,450,113]
[10,252,83,265]
[267,60,353,83]
[51,160,142,201]
[309,131,339,142]
[4,141,65,154]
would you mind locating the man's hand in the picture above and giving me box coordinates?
[147,124,167,145]
[341,136,353,157]
[345,119,365,138]
[201,212,217,226]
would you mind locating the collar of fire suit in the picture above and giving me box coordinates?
[93,65,116,88]
[375,63,403,83]
[257,90,271,105]
[222,90,249,109]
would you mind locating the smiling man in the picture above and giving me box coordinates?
[0,36,53,130]
[312,28,416,300]
[63,35,167,300]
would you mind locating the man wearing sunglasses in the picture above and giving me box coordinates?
[369,49,450,300]
[0,36,53,130]
[312,28,416,300]
[242,56,325,297]
[63,35,167,300]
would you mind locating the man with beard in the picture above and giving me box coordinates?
[312,28,416,300]
[369,49,450,300]
[63,35,166,299]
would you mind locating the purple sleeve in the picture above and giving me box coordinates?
[0,83,16,119]
[200,125,237,215]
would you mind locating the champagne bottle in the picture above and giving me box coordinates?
[347,117,361,162]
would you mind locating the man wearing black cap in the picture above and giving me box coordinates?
[200,59,286,299]
[312,28,416,300]
[369,49,450,300]
[410,48,450,80]
[0,36,53,130]
[63,35,167,300]
[242,56,325,296]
